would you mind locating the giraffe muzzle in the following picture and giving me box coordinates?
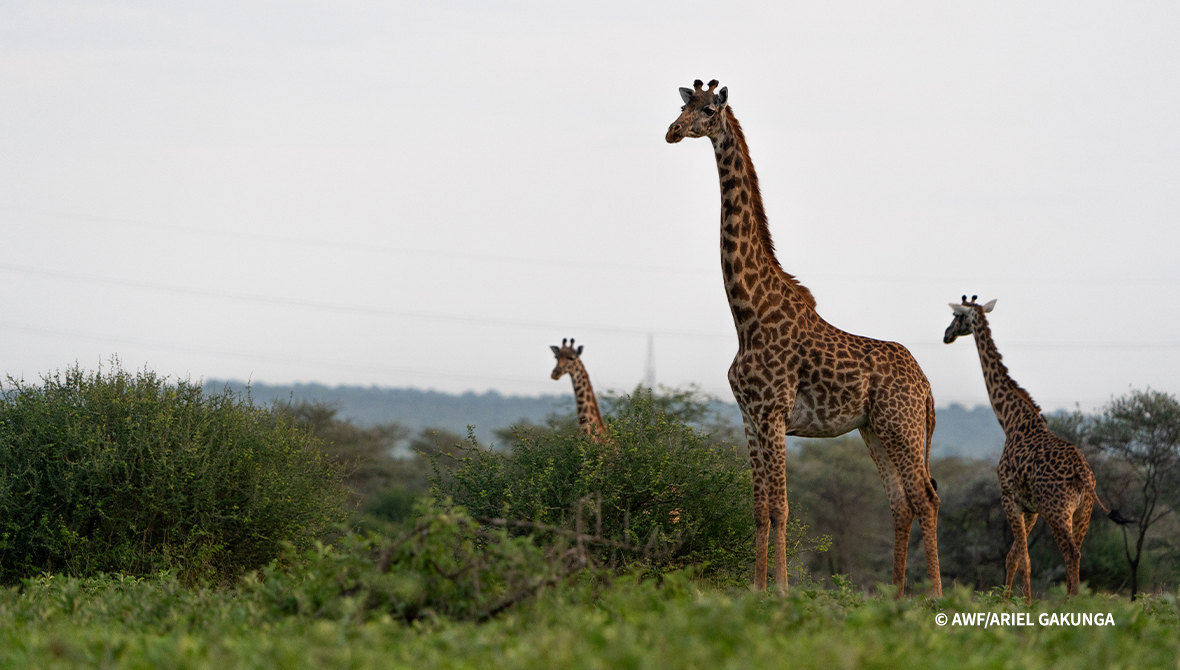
[666,123,685,144]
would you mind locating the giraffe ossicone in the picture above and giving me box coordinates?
[667,80,942,596]
[944,296,1108,603]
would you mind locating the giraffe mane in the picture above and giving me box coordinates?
[974,308,1042,414]
[725,107,817,311]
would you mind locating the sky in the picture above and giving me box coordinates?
[1,1,1178,413]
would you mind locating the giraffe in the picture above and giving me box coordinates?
[944,295,1108,603]
[666,79,941,596]
[550,338,608,441]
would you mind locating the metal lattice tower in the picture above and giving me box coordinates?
[643,334,656,389]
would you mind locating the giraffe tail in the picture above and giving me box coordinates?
[1088,478,1112,515]
[1075,471,1115,517]
[925,389,937,492]
[1090,488,1109,516]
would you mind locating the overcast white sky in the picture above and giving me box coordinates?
[1,1,1178,412]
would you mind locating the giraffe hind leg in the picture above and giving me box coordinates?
[1002,500,1035,604]
[894,446,942,598]
[1070,495,1094,595]
[867,425,943,597]
[1046,507,1082,596]
[860,427,913,597]
[1073,495,1094,555]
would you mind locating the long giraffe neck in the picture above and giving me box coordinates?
[567,358,606,438]
[710,108,817,346]
[970,313,1044,431]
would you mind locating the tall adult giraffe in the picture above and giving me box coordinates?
[666,80,941,596]
[944,295,1109,603]
[550,338,608,441]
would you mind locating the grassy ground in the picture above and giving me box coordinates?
[1,571,1176,669]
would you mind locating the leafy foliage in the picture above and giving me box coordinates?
[281,401,469,528]
[282,401,409,509]
[358,427,470,528]
[1084,389,1180,597]
[0,363,348,584]
[1,564,1178,668]
[241,498,566,623]
[438,391,814,583]
[787,437,895,586]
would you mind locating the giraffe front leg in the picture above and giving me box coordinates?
[753,494,770,592]
[739,407,771,591]
[772,495,789,595]
[757,414,790,594]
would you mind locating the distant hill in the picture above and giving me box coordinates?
[930,403,1005,459]
[204,381,1005,460]
[205,380,572,446]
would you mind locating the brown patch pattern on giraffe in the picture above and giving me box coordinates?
[668,80,942,596]
[944,295,1108,603]
[550,338,608,442]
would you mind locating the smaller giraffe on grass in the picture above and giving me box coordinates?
[944,295,1110,603]
[550,338,608,443]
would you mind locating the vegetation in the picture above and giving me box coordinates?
[279,400,464,527]
[1049,389,1180,598]
[2,360,1177,666]
[1,559,1177,668]
[781,389,1179,597]
[439,390,823,583]
[283,401,409,509]
[0,364,348,584]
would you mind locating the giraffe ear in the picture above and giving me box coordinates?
[550,345,561,356]
[679,87,694,104]
[575,345,584,356]
[982,299,997,313]
[950,303,970,314]
[714,86,728,107]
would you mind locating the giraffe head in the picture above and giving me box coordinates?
[666,79,729,143]
[944,295,997,343]
[550,338,584,380]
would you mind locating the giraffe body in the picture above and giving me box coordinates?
[667,80,941,596]
[945,297,1104,603]
[550,338,608,441]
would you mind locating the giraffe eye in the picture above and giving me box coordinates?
[704,107,715,116]
[680,105,686,112]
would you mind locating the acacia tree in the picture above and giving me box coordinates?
[1088,389,1180,599]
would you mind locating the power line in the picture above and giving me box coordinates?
[0,263,733,340]
[7,204,1177,287]
[0,204,710,276]
[0,320,543,386]
[4,261,1180,350]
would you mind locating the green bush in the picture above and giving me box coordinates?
[280,401,408,509]
[241,498,566,623]
[437,392,818,583]
[0,363,348,583]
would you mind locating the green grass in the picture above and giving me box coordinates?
[1,570,1176,669]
